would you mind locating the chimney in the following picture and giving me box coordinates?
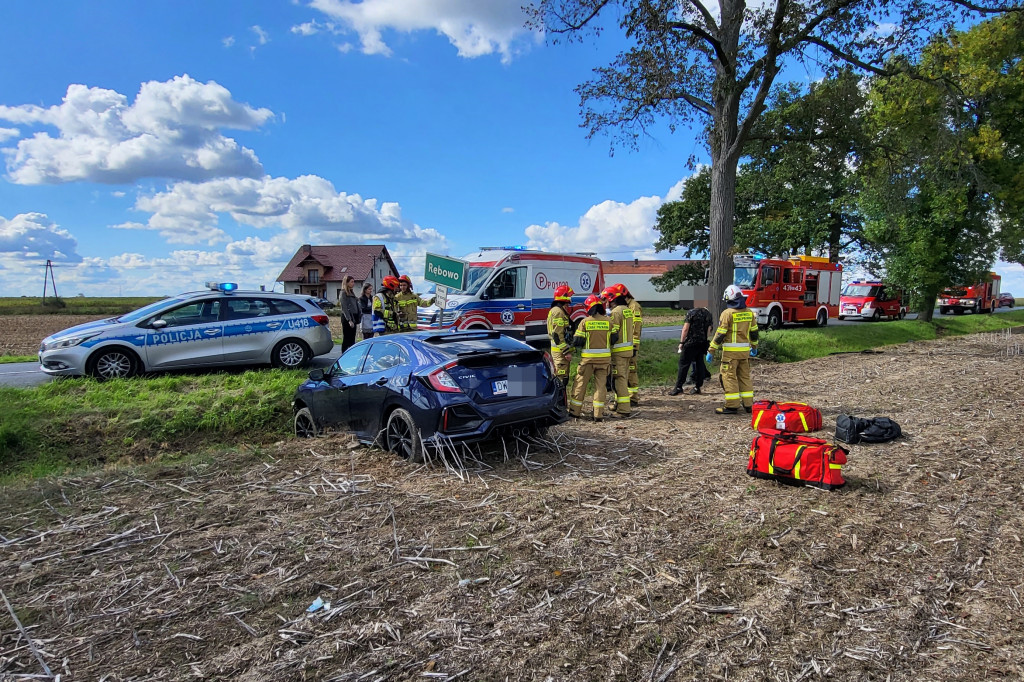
[303,244,312,254]
[634,258,639,267]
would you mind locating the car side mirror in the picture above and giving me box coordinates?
[151,319,168,329]
[480,293,490,300]
[765,279,774,287]
[307,369,325,382]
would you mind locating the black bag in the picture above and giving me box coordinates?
[836,414,902,444]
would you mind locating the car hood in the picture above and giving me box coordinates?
[840,296,871,305]
[421,294,474,312]
[41,317,120,343]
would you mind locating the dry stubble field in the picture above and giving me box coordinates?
[1,332,1023,681]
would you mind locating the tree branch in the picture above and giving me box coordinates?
[547,0,612,33]
[730,0,787,159]
[685,0,719,31]
[801,36,890,76]
[667,21,732,72]
[947,0,1024,13]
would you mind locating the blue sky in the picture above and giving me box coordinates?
[1,0,1021,297]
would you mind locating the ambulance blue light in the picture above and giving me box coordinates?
[220,282,238,292]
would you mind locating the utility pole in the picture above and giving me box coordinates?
[42,260,59,302]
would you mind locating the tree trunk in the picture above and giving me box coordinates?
[918,291,937,323]
[708,153,738,321]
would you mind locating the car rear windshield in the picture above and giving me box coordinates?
[422,335,529,357]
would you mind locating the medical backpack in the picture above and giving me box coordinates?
[748,428,848,490]
[750,400,823,433]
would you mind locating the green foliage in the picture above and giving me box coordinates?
[0,297,163,316]
[0,368,306,481]
[0,355,36,364]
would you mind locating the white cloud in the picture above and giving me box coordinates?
[222,35,236,47]
[121,174,449,250]
[305,0,536,63]
[251,25,270,45]
[0,127,19,142]
[0,212,82,263]
[291,20,338,36]
[524,178,694,259]
[0,75,273,184]
[501,206,514,214]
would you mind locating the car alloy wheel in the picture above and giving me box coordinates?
[294,407,319,438]
[385,408,423,463]
[91,348,138,380]
[273,339,311,369]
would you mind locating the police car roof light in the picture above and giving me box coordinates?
[206,281,239,293]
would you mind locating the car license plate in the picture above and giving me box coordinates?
[492,379,508,395]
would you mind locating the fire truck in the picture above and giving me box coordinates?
[417,248,604,344]
[939,273,1001,315]
[838,281,908,321]
[733,254,843,330]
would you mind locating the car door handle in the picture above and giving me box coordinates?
[517,305,525,309]
[375,377,389,386]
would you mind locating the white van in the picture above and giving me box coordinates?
[417,248,605,344]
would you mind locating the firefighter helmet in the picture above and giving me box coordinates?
[382,275,400,291]
[601,283,628,301]
[723,284,745,301]
[584,294,603,313]
[398,274,413,286]
[553,284,574,302]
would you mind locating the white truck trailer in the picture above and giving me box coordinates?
[602,259,710,310]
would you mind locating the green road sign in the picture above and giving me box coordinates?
[424,253,468,290]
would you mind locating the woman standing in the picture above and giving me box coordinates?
[339,276,361,351]
[358,282,375,340]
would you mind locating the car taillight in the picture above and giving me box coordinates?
[312,315,330,326]
[427,361,462,393]
[542,351,556,377]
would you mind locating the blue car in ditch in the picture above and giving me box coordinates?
[292,330,569,460]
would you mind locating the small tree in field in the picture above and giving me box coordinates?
[526,0,1020,317]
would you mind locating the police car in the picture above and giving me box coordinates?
[39,283,335,379]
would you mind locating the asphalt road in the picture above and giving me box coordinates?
[3,305,1016,387]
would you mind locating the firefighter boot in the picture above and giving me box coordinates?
[715,406,740,415]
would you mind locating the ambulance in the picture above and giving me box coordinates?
[417,248,604,345]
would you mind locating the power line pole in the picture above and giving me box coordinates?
[42,260,59,302]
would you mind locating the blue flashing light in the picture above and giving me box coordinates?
[207,281,239,292]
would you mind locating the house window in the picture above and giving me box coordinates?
[308,269,320,284]
[293,288,300,294]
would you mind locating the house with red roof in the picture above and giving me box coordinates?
[277,244,399,302]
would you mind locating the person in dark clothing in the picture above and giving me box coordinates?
[338,275,361,351]
[358,282,375,340]
[669,305,713,395]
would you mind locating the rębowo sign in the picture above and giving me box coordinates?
[424,252,468,289]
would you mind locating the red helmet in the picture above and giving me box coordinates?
[382,275,400,290]
[398,274,413,286]
[602,283,628,301]
[553,284,574,303]
[584,294,603,313]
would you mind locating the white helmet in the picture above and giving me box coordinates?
[723,284,745,301]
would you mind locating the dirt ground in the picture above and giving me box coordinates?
[2,331,1023,681]
[0,315,107,356]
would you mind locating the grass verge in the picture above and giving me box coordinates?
[0,296,162,316]
[0,368,306,481]
[0,355,36,364]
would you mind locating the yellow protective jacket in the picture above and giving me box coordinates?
[627,297,643,350]
[394,291,434,331]
[547,304,572,352]
[573,314,612,360]
[709,306,759,358]
[609,304,634,355]
[372,291,400,333]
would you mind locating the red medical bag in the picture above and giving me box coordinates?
[750,400,822,433]
[748,428,847,490]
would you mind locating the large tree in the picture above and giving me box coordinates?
[526,0,1020,317]
[859,12,1024,321]
[653,69,867,287]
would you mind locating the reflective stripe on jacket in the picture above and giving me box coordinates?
[373,292,399,333]
[609,304,634,354]
[710,307,759,357]
[547,305,572,352]
[395,291,432,330]
[574,316,612,359]
[628,298,643,348]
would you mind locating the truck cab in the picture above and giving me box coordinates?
[417,248,604,345]
[839,281,907,321]
[734,254,843,330]
[939,273,1001,315]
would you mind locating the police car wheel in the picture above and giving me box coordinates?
[385,408,423,463]
[90,347,140,380]
[272,339,311,369]
[294,407,319,438]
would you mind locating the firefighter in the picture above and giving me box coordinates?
[395,275,434,332]
[602,283,634,418]
[372,275,402,335]
[707,284,759,415]
[547,284,575,384]
[625,286,643,405]
[569,295,613,421]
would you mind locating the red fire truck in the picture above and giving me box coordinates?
[939,273,1001,315]
[838,281,908,321]
[733,254,844,330]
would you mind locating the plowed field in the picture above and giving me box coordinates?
[2,331,1023,680]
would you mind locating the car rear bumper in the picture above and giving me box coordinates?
[425,386,569,445]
